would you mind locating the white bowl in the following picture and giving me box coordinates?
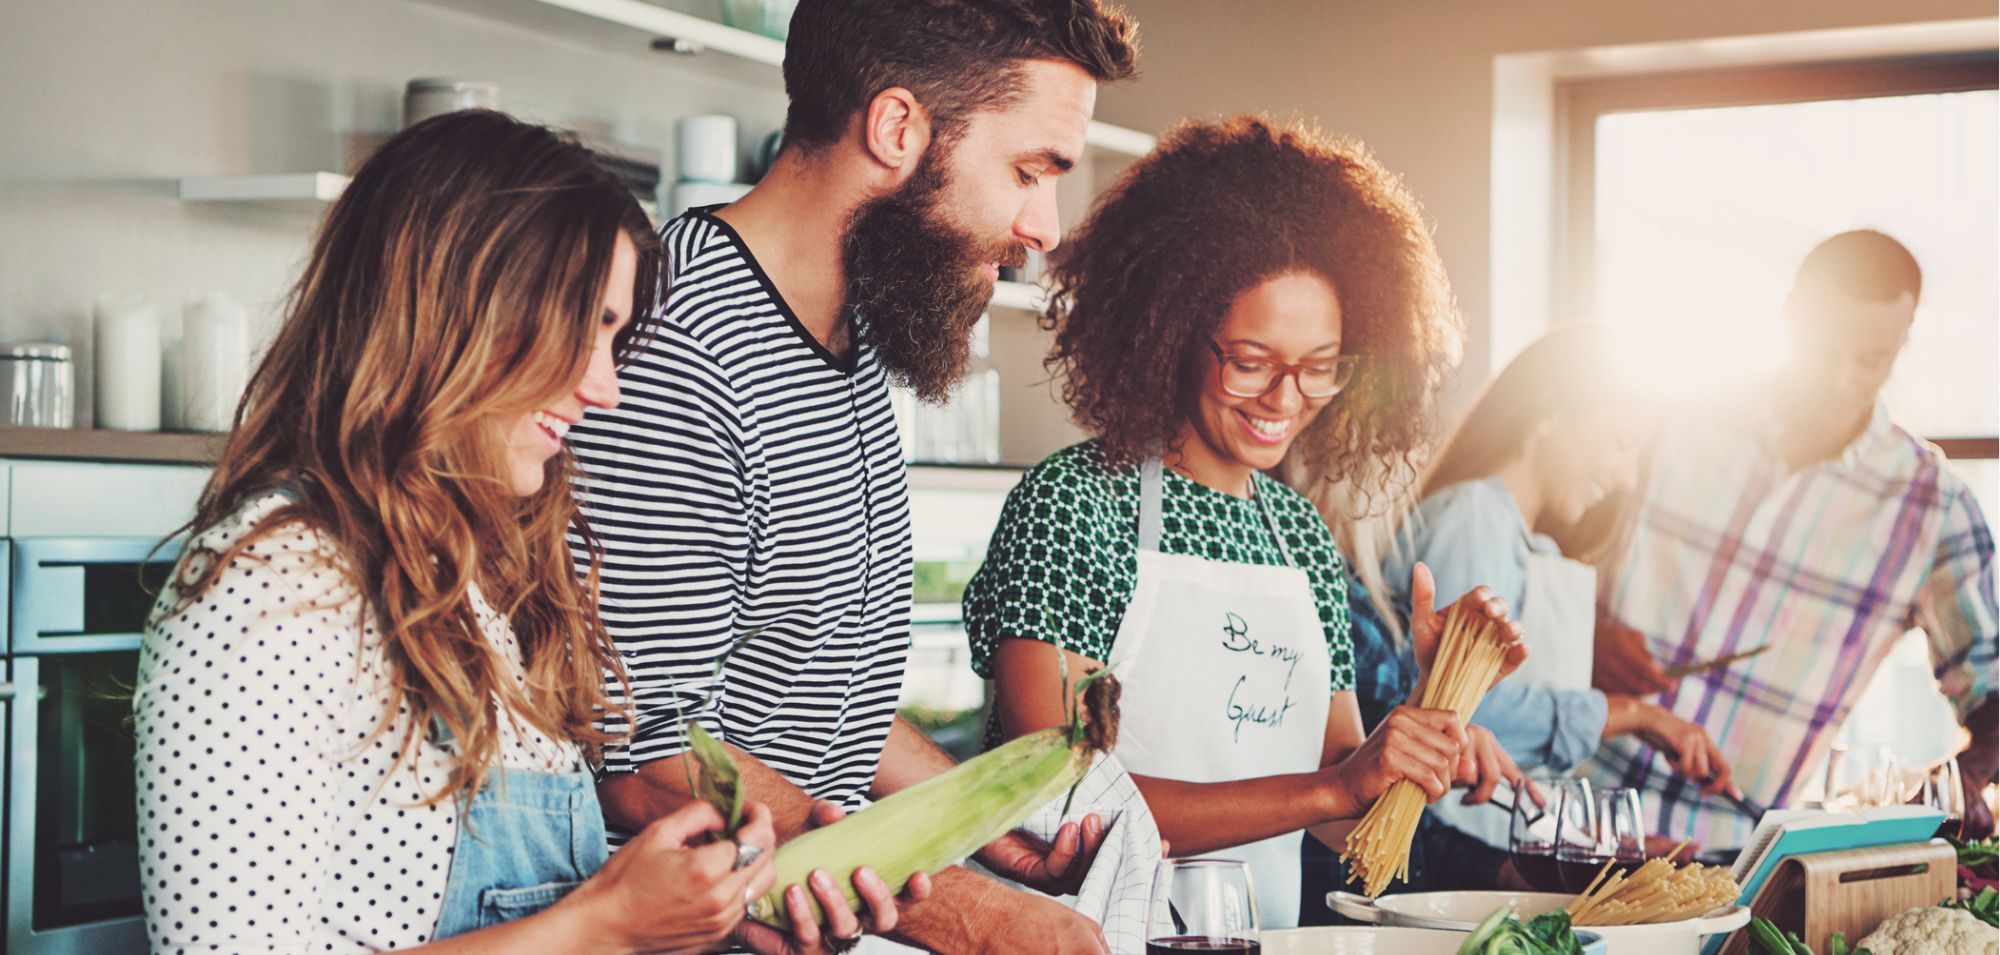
[1328,889,1748,955]
[1262,925,1609,954]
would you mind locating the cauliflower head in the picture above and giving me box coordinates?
[1855,905,1998,955]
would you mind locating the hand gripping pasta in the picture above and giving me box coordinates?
[1341,603,1511,897]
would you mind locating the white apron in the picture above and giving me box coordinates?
[1430,532,1599,849]
[1510,534,1597,692]
[1106,459,1331,929]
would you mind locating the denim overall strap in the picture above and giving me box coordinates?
[428,722,609,941]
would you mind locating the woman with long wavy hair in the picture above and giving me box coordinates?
[1364,325,1734,886]
[961,116,1528,926]
[133,110,884,954]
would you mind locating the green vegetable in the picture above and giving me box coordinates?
[1950,836,1999,869]
[677,629,761,835]
[684,722,744,831]
[1524,910,1585,955]
[1749,917,1796,955]
[1461,907,1515,952]
[745,672,1121,930]
[1747,917,1872,955]
[1940,884,1999,928]
[1455,907,1584,955]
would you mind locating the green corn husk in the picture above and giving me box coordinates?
[680,628,760,836]
[748,672,1121,930]
[685,722,744,832]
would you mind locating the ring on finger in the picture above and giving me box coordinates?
[828,925,864,953]
[732,838,765,871]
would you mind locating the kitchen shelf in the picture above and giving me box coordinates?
[180,172,350,203]
[524,0,785,63]
[0,431,1036,479]
[988,280,1049,314]
[0,427,223,465]
[415,0,1158,158]
[1082,121,1158,159]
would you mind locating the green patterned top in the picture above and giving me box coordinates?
[963,440,1356,693]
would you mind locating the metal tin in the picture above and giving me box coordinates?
[0,343,74,428]
[402,78,500,128]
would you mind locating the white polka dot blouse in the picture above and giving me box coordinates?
[134,491,579,953]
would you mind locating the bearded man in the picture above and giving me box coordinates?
[566,2,1138,952]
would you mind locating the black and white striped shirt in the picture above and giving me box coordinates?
[569,208,913,813]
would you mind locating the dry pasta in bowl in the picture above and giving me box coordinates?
[1566,850,1741,926]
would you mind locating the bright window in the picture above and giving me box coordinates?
[1590,88,1997,445]
[1570,53,1998,513]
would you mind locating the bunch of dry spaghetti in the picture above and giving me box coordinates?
[1565,851,1740,926]
[1340,603,1510,897]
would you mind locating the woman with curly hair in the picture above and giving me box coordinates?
[961,115,1527,925]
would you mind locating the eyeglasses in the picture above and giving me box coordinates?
[1206,340,1358,399]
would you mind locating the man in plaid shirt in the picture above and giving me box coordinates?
[1589,230,1998,848]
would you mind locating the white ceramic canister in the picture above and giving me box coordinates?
[666,180,752,218]
[94,294,163,431]
[179,292,250,433]
[676,114,739,184]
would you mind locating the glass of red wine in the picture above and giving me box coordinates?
[1593,788,1648,880]
[1554,786,1647,892]
[1145,858,1260,954]
[1511,776,1593,894]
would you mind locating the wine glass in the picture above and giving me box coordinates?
[1827,743,1903,809]
[1594,788,1648,877]
[1508,772,1567,892]
[1146,858,1259,954]
[1922,757,1966,839]
[1542,778,1601,893]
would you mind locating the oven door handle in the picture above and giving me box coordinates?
[8,537,181,654]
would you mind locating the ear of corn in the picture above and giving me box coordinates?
[748,726,1092,929]
[747,673,1122,930]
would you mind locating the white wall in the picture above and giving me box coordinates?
[5,0,1990,421]
[1089,0,1996,387]
[0,0,786,424]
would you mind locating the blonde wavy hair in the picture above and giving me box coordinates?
[168,110,659,805]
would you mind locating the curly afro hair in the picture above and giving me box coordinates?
[1044,114,1463,504]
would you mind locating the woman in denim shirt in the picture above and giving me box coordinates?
[1382,328,1733,884]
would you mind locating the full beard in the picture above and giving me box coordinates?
[841,152,1025,403]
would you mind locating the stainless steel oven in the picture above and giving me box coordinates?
[4,537,181,955]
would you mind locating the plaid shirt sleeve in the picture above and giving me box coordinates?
[1915,475,1998,719]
